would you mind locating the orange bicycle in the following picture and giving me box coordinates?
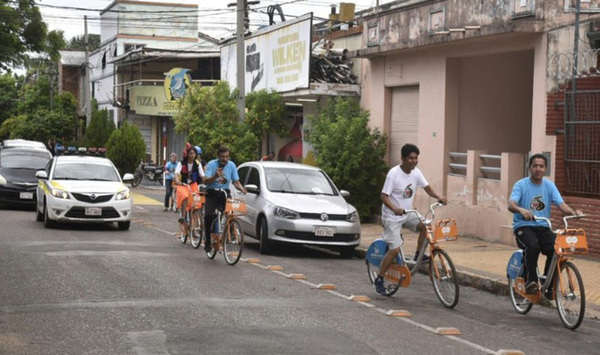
[206,189,246,265]
[366,203,460,308]
[507,215,588,330]
[178,184,205,249]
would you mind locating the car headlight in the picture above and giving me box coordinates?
[0,174,6,185]
[347,211,359,223]
[274,206,300,219]
[51,188,69,199]
[115,189,131,200]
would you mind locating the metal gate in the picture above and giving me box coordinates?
[564,90,600,195]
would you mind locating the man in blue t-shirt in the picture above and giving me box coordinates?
[203,145,247,252]
[508,154,582,295]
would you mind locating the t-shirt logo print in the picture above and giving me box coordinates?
[402,184,413,199]
[529,196,545,211]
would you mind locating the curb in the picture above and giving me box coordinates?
[354,246,600,321]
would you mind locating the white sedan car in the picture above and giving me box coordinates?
[235,162,361,257]
[36,155,134,230]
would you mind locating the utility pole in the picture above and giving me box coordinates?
[236,0,245,121]
[84,15,92,127]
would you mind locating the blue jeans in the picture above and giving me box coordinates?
[164,180,174,208]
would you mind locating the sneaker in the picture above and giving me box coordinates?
[525,281,539,295]
[178,218,184,224]
[374,276,386,296]
[163,207,168,211]
[414,251,431,263]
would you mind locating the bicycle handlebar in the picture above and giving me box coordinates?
[403,202,446,225]
[534,214,587,230]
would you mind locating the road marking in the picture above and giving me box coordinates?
[132,193,162,206]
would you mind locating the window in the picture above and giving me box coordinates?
[247,167,260,189]
[102,51,106,69]
[238,166,249,185]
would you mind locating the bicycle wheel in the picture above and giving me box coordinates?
[206,219,218,260]
[179,212,188,244]
[555,261,585,330]
[223,219,244,265]
[429,249,459,308]
[508,277,533,314]
[366,259,402,297]
[190,210,203,249]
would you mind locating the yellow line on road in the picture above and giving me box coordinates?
[132,192,162,206]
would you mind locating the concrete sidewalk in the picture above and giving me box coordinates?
[357,223,600,319]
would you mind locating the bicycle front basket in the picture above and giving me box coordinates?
[555,229,588,255]
[433,219,459,242]
[225,198,247,216]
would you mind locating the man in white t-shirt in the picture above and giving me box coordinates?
[374,143,447,296]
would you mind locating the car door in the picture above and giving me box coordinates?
[240,166,261,237]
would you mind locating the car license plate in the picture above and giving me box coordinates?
[85,207,102,216]
[19,192,33,199]
[314,226,335,237]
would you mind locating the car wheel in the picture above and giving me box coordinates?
[258,216,273,255]
[118,221,130,230]
[36,203,43,222]
[340,246,356,259]
[43,202,55,228]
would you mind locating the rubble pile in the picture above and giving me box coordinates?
[311,40,357,85]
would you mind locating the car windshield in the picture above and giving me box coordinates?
[265,167,337,195]
[0,150,50,169]
[53,162,120,181]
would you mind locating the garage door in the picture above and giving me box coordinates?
[390,86,419,167]
[129,115,152,160]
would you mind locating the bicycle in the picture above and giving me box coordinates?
[366,202,460,308]
[206,189,246,265]
[178,184,205,249]
[507,214,588,330]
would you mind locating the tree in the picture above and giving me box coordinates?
[0,74,18,126]
[105,121,146,176]
[67,34,101,52]
[306,97,388,220]
[245,89,288,155]
[173,81,258,163]
[0,0,47,71]
[86,100,115,148]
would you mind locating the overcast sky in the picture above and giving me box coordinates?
[38,0,387,42]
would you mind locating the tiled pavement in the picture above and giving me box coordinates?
[357,223,600,319]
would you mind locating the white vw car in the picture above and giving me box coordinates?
[36,155,134,230]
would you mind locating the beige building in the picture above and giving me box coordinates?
[350,0,600,253]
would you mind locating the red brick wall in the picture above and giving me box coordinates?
[546,77,600,255]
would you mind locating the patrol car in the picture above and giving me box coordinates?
[36,155,134,230]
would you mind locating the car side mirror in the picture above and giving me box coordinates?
[36,171,48,179]
[340,190,350,198]
[245,184,259,194]
[122,173,135,182]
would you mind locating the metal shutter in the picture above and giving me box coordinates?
[390,86,419,166]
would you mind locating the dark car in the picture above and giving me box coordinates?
[0,147,52,207]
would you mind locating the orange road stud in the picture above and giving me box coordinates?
[349,295,371,302]
[386,310,412,317]
[435,327,461,335]
[496,351,525,355]
[267,265,284,271]
[246,258,261,263]
[287,274,307,280]
[316,284,337,290]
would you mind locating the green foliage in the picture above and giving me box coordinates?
[0,91,78,142]
[105,121,146,176]
[245,89,288,140]
[0,0,47,70]
[45,30,66,63]
[306,97,388,220]
[86,100,115,147]
[173,81,258,163]
[0,74,18,125]
[67,34,101,52]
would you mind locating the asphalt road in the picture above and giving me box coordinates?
[1,190,599,354]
